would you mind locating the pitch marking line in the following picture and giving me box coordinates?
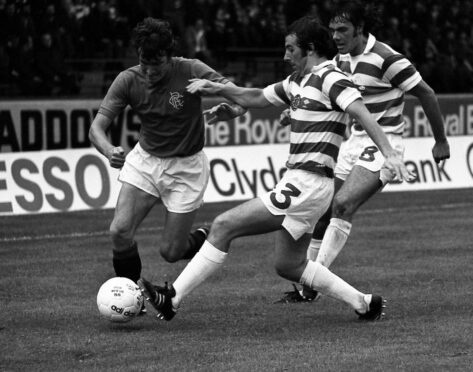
[1,201,471,243]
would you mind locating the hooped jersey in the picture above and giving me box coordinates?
[335,34,422,136]
[263,60,361,177]
[98,57,229,157]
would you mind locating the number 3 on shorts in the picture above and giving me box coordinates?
[270,183,301,209]
[359,146,379,162]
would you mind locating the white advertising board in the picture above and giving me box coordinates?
[0,136,472,215]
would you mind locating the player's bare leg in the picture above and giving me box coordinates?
[309,176,344,257]
[276,179,338,304]
[160,209,205,262]
[110,183,157,282]
[316,165,382,268]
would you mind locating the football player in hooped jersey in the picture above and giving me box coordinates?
[137,17,413,322]
[89,18,245,294]
[278,0,451,303]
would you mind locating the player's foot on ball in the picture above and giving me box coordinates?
[138,278,177,321]
[356,294,386,321]
[274,284,321,304]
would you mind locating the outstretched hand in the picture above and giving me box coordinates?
[384,152,415,182]
[203,102,245,124]
[186,78,221,95]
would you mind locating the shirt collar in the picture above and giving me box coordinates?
[363,33,376,54]
[311,60,336,74]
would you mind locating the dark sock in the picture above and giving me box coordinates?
[112,241,141,283]
[182,229,207,259]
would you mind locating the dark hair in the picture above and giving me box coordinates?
[286,16,336,59]
[329,0,381,36]
[132,18,175,60]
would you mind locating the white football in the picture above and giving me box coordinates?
[97,277,143,323]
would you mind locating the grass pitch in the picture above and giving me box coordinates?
[1,188,472,371]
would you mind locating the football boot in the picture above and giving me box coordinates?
[274,284,321,304]
[356,294,386,321]
[138,278,177,321]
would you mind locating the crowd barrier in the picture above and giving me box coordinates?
[0,95,472,215]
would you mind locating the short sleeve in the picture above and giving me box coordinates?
[382,54,422,91]
[322,70,361,111]
[97,71,129,119]
[263,76,291,106]
[191,59,230,84]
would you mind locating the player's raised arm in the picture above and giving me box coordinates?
[186,78,272,108]
[200,81,248,124]
[345,99,413,182]
[89,112,126,169]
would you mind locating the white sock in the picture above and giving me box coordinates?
[300,260,365,311]
[306,239,321,261]
[363,294,372,312]
[316,218,352,268]
[172,240,227,308]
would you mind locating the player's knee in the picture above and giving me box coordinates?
[159,241,182,263]
[160,250,180,263]
[332,194,354,218]
[210,213,236,241]
[109,222,133,243]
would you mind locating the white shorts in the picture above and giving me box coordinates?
[119,143,210,213]
[335,133,404,185]
[260,169,334,240]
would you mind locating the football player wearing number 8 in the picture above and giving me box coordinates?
[277,0,451,303]
[137,16,413,321]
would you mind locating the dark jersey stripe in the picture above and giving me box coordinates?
[291,119,347,136]
[353,114,404,131]
[381,54,405,75]
[296,97,332,111]
[290,141,340,159]
[364,95,404,113]
[286,160,334,178]
[390,65,417,88]
[305,74,323,90]
[274,82,291,105]
[378,115,404,127]
[353,61,383,80]
[359,85,393,95]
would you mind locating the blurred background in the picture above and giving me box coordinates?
[1,0,473,98]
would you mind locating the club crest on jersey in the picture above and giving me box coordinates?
[291,94,301,111]
[169,92,184,109]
